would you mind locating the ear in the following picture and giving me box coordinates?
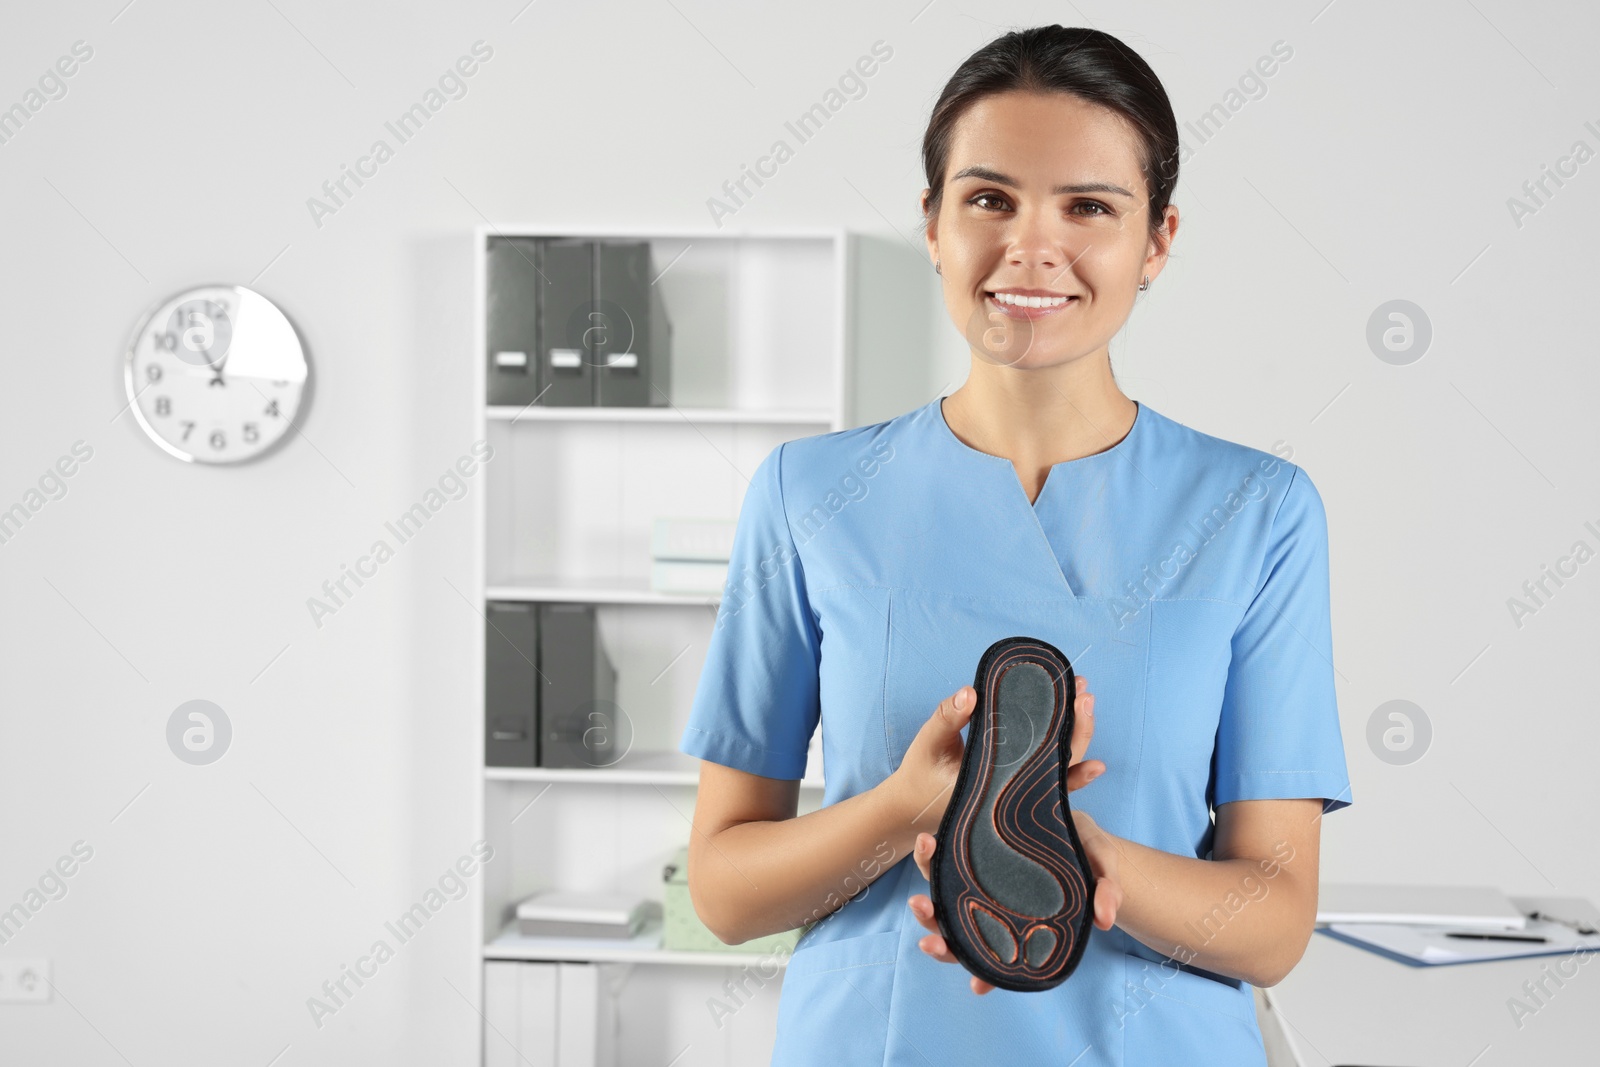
[1142,203,1179,286]
[921,188,939,269]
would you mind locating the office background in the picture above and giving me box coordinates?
[1,1,1595,1063]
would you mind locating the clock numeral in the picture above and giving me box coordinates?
[155,396,171,417]
[181,421,195,441]
[209,430,226,451]
[243,423,259,444]
[146,364,163,383]
[153,331,177,352]
[182,311,215,356]
[263,399,280,418]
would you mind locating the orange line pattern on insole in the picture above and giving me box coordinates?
[948,642,1088,983]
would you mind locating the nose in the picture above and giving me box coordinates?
[1005,208,1078,279]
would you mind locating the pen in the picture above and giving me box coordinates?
[1444,932,1548,943]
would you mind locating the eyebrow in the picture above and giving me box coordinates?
[949,165,1135,199]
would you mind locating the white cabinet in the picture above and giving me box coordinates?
[470,227,852,1066]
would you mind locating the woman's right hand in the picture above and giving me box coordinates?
[888,685,977,838]
[888,676,1103,839]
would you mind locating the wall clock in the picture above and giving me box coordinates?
[124,284,311,464]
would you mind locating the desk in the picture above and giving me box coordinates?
[1261,895,1599,1066]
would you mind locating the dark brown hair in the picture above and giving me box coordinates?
[921,25,1180,254]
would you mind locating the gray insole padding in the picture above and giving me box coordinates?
[973,907,1015,962]
[971,662,1066,921]
[1025,925,1056,966]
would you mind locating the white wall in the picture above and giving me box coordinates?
[0,1,1595,1064]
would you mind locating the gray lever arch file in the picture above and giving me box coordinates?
[537,238,598,407]
[485,236,543,407]
[594,241,672,407]
[537,603,620,768]
[485,602,539,767]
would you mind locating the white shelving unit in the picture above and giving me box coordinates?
[470,225,852,1066]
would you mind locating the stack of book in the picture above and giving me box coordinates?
[515,891,650,940]
[650,518,736,596]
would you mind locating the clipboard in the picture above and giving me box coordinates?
[1319,913,1600,966]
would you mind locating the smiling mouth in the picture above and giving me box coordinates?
[985,291,1078,319]
[989,291,1074,308]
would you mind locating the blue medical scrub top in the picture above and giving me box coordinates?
[679,396,1353,1066]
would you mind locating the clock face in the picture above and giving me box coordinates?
[125,285,310,464]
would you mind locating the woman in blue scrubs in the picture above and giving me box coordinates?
[679,24,1352,1066]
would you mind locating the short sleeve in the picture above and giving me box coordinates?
[678,442,821,780]
[1212,464,1353,814]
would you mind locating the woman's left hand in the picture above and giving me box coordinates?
[1071,809,1125,932]
[905,813,1126,994]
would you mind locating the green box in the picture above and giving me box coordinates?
[662,846,808,954]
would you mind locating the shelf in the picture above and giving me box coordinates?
[474,223,845,240]
[486,405,833,425]
[486,575,721,606]
[485,917,794,968]
[486,748,825,790]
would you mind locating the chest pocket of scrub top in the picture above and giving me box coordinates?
[1137,598,1244,837]
[878,589,1151,835]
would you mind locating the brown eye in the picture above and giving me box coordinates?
[968,193,1010,211]
[1076,201,1110,216]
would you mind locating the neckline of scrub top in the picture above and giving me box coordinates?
[930,394,1145,509]
[925,395,1146,599]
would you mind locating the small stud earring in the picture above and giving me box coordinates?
[1138,275,1149,291]
[935,260,942,275]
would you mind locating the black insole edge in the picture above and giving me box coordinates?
[928,634,1096,992]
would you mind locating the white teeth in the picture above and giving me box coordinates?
[992,292,1071,308]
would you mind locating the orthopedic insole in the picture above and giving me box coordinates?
[929,636,1094,992]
